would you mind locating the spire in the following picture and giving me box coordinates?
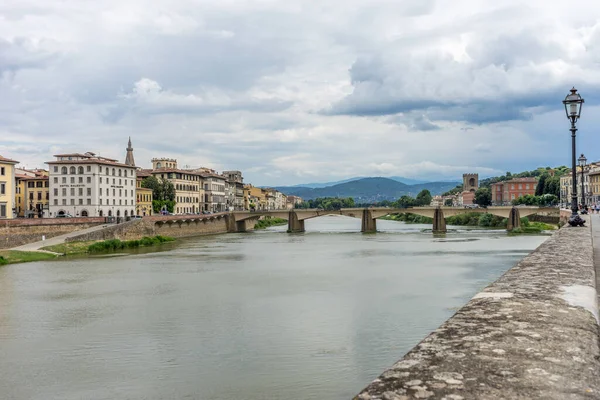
[125,137,136,167]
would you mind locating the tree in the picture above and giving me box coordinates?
[442,185,463,196]
[394,195,416,208]
[143,176,176,213]
[543,176,560,197]
[444,198,453,206]
[474,187,492,207]
[535,174,547,196]
[142,176,163,200]
[415,189,432,206]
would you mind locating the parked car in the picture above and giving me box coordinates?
[56,214,73,218]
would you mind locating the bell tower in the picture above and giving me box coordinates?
[463,173,479,192]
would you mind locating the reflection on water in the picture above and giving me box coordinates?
[0,216,548,400]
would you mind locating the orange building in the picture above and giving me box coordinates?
[491,177,538,205]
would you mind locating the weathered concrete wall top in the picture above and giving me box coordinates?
[355,225,600,399]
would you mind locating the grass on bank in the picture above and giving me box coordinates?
[87,235,175,253]
[40,235,176,256]
[0,250,57,265]
[254,217,288,229]
[41,241,96,255]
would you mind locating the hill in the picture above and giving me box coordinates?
[275,177,459,202]
[280,175,428,189]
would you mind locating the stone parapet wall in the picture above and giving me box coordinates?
[65,215,234,242]
[1,217,105,227]
[0,219,106,249]
[354,224,600,399]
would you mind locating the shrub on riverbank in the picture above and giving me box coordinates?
[87,235,175,253]
[382,212,557,231]
[0,256,7,265]
[381,213,433,224]
[255,217,288,229]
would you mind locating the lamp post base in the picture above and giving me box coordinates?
[568,214,585,227]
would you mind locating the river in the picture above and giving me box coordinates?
[0,216,549,399]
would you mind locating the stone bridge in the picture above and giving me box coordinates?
[231,206,558,234]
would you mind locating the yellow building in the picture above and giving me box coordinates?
[243,184,267,210]
[15,168,50,218]
[136,170,153,216]
[0,155,19,218]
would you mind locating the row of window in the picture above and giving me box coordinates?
[137,194,152,202]
[28,192,48,201]
[54,165,134,177]
[53,198,133,206]
[26,181,48,188]
[52,176,135,186]
[54,188,134,197]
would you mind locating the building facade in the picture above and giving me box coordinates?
[491,177,538,205]
[202,173,227,212]
[47,152,137,218]
[136,170,153,216]
[150,158,204,214]
[15,168,49,218]
[561,167,592,207]
[0,155,19,218]
[223,170,244,211]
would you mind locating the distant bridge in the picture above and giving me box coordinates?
[229,206,558,234]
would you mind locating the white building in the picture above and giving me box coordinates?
[201,173,227,212]
[47,151,137,218]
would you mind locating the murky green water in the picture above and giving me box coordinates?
[0,216,548,399]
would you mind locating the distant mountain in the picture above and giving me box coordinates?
[274,177,460,202]
[278,176,429,189]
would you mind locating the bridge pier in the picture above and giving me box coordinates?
[287,211,305,233]
[226,214,237,233]
[361,209,377,233]
[432,207,446,234]
[507,207,521,231]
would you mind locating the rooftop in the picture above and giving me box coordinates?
[0,155,19,164]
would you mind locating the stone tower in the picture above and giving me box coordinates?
[463,173,479,192]
[151,158,178,170]
[125,137,135,167]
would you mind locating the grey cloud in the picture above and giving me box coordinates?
[0,37,59,72]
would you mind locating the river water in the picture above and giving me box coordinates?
[0,216,548,400]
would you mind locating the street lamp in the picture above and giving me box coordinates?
[578,153,587,209]
[563,87,585,226]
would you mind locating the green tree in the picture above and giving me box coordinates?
[415,189,432,206]
[444,198,453,206]
[535,174,547,196]
[474,187,492,207]
[543,176,560,197]
[394,195,416,208]
[143,176,176,213]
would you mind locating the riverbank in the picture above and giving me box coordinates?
[41,235,175,255]
[381,212,557,232]
[0,250,57,265]
[354,221,599,399]
[254,217,287,229]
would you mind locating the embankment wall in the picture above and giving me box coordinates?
[65,214,238,242]
[0,218,105,249]
[355,223,600,399]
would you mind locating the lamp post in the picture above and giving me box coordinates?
[563,87,585,226]
[579,154,587,209]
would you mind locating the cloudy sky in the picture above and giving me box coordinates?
[1,0,600,186]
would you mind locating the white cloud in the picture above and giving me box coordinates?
[0,0,599,186]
